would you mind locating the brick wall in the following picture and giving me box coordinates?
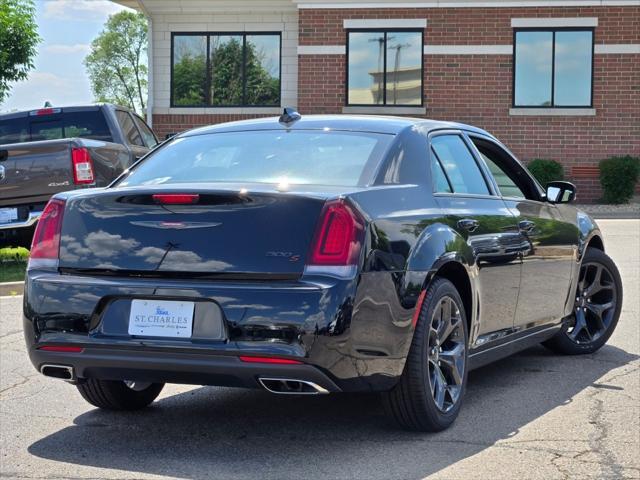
[296,6,640,203]
[150,5,640,203]
[152,113,275,140]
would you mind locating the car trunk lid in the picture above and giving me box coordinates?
[58,186,328,277]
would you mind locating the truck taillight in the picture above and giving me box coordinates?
[29,198,65,270]
[71,148,95,184]
[305,199,364,278]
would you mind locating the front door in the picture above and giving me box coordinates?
[429,132,524,345]
[467,134,577,331]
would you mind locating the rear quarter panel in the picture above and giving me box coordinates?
[337,185,475,388]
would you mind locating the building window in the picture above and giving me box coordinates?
[346,30,423,106]
[513,29,593,107]
[171,32,281,108]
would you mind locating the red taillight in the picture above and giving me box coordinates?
[239,356,303,365]
[38,345,83,353]
[30,198,65,260]
[308,200,363,266]
[152,194,200,205]
[71,147,95,184]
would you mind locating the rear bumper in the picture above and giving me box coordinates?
[24,269,418,392]
[0,209,42,230]
[28,346,341,392]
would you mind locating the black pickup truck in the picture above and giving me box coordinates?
[0,104,158,247]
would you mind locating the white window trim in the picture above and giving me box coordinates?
[424,45,512,54]
[297,1,639,8]
[163,107,284,115]
[344,18,427,29]
[342,106,427,114]
[511,17,598,27]
[509,108,596,116]
[298,45,346,54]
[594,43,640,54]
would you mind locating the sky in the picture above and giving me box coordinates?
[1,0,132,113]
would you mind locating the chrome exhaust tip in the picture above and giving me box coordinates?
[258,377,329,395]
[40,364,75,382]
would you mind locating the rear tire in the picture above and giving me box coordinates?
[76,378,164,410]
[543,248,622,355]
[382,277,469,432]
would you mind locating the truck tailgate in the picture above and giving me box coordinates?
[0,139,74,205]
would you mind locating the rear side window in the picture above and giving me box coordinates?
[119,130,393,187]
[116,111,144,146]
[431,135,490,195]
[132,115,158,147]
[0,117,29,144]
[431,155,452,193]
[29,111,113,142]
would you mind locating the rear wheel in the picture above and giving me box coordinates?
[76,378,164,410]
[383,277,468,432]
[543,248,622,355]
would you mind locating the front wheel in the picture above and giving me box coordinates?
[77,378,164,410]
[382,277,468,432]
[543,248,623,355]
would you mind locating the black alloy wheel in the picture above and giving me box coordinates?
[569,261,617,344]
[383,277,469,432]
[428,296,466,413]
[544,248,623,355]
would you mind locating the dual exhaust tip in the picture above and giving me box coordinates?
[258,377,329,395]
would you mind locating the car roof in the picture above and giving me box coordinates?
[180,114,495,138]
[0,103,132,120]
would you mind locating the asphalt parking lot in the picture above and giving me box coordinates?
[1,219,638,480]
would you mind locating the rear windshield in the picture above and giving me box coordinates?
[0,117,29,144]
[0,111,113,145]
[119,130,393,187]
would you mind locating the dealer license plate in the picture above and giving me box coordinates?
[128,299,194,338]
[0,208,18,224]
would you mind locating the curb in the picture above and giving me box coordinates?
[592,213,640,220]
[0,281,24,297]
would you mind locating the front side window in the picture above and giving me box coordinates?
[116,111,144,146]
[514,29,593,107]
[471,137,540,201]
[172,33,281,107]
[347,30,423,106]
[132,115,158,147]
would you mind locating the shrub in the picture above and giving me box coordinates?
[0,246,29,263]
[527,159,564,187]
[599,156,640,204]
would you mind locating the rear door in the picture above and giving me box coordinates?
[429,132,524,343]
[468,134,577,330]
[115,110,148,160]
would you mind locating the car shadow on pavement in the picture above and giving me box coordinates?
[28,344,638,480]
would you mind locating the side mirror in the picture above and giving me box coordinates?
[546,181,576,204]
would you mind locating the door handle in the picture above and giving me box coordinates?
[519,220,536,233]
[458,218,479,232]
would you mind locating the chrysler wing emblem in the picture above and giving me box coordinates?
[130,221,222,230]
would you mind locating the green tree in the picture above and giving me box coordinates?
[0,0,40,104]
[84,11,147,114]
[173,36,279,106]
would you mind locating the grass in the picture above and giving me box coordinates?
[0,246,29,283]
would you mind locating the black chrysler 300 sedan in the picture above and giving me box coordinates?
[24,112,622,431]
